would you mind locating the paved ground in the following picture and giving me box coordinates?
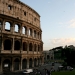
[0,63,61,75]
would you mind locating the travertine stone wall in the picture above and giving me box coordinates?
[0,0,40,27]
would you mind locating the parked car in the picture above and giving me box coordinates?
[22,69,33,75]
[67,66,73,71]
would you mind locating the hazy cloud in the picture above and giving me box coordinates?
[50,38,75,48]
[68,19,75,28]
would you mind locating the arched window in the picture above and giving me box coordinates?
[34,30,36,38]
[29,43,32,51]
[38,45,40,51]
[22,27,25,34]
[29,28,32,36]
[34,44,36,51]
[15,24,20,33]
[29,58,32,68]
[22,59,27,69]
[4,39,11,50]
[14,58,19,70]
[14,40,20,50]
[5,22,11,31]
[23,42,27,51]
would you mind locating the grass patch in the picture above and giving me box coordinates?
[52,70,75,75]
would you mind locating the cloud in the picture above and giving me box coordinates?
[43,37,75,50]
[49,38,75,48]
[68,19,75,28]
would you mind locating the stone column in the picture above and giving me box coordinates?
[20,57,22,70]
[32,29,34,38]
[27,27,29,37]
[20,25,22,34]
[11,58,14,72]
[27,59,29,69]
[32,59,34,67]
[2,20,5,31]
[1,36,4,51]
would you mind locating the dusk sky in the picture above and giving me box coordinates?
[21,0,75,50]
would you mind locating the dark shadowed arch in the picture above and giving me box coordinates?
[14,40,20,50]
[3,59,10,72]
[22,59,27,69]
[23,42,27,51]
[14,58,19,70]
[29,58,32,68]
[4,39,11,50]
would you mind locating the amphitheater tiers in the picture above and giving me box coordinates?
[0,0,44,72]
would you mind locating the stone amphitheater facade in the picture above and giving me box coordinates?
[0,0,44,72]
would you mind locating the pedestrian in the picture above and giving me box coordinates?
[45,69,50,75]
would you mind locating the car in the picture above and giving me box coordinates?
[67,66,73,71]
[22,69,33,74]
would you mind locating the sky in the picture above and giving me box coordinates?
[21,0,75,50]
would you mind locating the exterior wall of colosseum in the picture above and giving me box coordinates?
[0,0,44,73]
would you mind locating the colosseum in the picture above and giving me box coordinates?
[0,0,44,72]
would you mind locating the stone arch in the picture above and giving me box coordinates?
[29,43,32,51]
[3,59,10,72]
[23,42,27,51]
[29,58,32,68]
[22,59,27,69]
[14,24,20,33]
[4,39,11,50]
[5,22,11,31]
[38,45,40,51]
[29,28,32,36]
[14,58,19,70]
[34,30,36,38]
[38,58,40,66]
[22,27,25,34]
[47,55,50,60]
[14,40,20,50]
[34,58,37,67]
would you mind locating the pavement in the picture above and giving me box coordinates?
[0,62,61,75]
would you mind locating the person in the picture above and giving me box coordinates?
[45,69,50,75]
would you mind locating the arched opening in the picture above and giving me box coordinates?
[38,45,40,51]
[5,22,11,31]
[34,58,37,67]
[14,24,20,33]
[4,39,11,50]
[47,55,50,60]
[29,28,32,36]
[14,40,20,50]
[38,58,40,66]
[23,42,27,51]
[14,58,19,70]
[29,43,32,51]
[29,58,32,68]
[34,30,36,38]
[34,44,36,51]
[3,59,10,72]
[22,27,25,34]
[22,59,27,69]
[38,32,39,39]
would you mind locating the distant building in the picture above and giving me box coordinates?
[43,50,54,63]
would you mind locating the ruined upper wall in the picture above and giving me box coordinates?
[0,0,40,28]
